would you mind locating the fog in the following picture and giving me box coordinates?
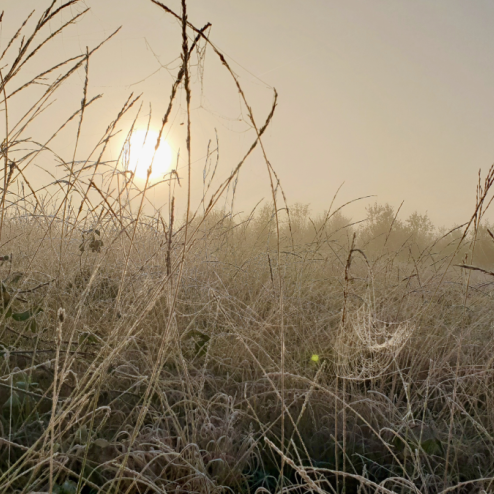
[3,1,494,226]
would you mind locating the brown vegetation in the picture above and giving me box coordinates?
[1,2,494,493]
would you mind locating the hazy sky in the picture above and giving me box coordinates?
[3,1,494,226]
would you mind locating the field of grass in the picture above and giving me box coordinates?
[2,2,494,493]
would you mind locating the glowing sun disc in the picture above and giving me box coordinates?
[125,129,173,180]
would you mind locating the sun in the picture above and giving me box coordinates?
[125,129,173,180]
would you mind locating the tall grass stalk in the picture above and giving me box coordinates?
[0,2,494,494]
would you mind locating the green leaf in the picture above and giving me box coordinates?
[28,319,37,333]
[52,480,78,494]
[3,392,21,410]
[11,307,43,322]
[93,438,110,448]
[0,308,12,319]
[79,331,98,346]
[12,370,28,384]
[75,425,89,444]
[421,438,443,455]
[61,479,77,494]
[195,334,210,357]
[15,381,38,391]
[9,272,23,284]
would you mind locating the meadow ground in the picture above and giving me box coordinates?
[0,203,492,493]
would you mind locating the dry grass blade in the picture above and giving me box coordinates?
[0,2,492,493]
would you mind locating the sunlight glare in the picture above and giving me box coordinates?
[125,129,173,180]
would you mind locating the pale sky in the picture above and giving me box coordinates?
[3,1,494,227]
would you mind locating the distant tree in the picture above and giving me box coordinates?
[288,203,311,237]
[405,211,434,240]
[360,203,405,250]
[469,220,494,267]
[325,209,352,235]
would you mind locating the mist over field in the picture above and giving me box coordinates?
[1,2,494,493]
